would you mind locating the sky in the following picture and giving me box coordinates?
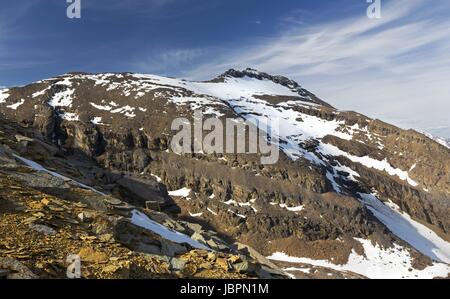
[0,0,449,138]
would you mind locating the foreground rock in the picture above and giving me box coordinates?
[0,124,286,278]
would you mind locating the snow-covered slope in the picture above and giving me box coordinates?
[268,238,450,279]
[358,193,450,264]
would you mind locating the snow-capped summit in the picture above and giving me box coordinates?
[215,68,332,107]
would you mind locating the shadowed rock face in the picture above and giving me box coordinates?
[0,119,289,279]
[0,69,449,278]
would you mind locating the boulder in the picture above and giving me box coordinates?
[116,176,168,208]
[0,257,38,279]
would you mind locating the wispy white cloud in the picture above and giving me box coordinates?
[183,0,450,137]
[134,48,205,75]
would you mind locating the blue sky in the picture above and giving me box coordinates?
[1,0,450,137]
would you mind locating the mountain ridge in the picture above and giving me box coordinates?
[0,69,449,279]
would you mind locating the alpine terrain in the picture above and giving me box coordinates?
[0,68,449,279]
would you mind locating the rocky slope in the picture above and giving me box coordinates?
[0,68,449,279]
[0,118,287,279]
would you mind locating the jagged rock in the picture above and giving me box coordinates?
[0,152,271,279]
[234,243,282,272]
[115,176,169,208]
[145,201,161,211]
[145,212,187,233]
[181,221,203,234]
[0,257,38,279]
[0,269,10,278]
[207,252,217,262]
[132,148,152,172]
[215,258,230,271]
[13,136,59,162]
[233,261,256,273]
[113,219,188,257]
[161,240,188,257]
[78,247,109,264]
[29,223,57,235]
[169,258,186,271]
[191,232,207,246]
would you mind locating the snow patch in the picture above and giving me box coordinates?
[224,199,258,213]
[169,96,225,117]
[130,210,209,250]
[6,99,25,110]
[319,143,418,187]
[284,267,311,274]
[48,89,75,107]
[91,117,103,125]
[0,89,9,103]
[207,208,218,216]
[280,204,304,212]
[227,209,247,219]
[32,87,50,98]
[168,188,191,198]
[151,174,162,183]
[111,105,136,118]
[56,77,73,86]
[61,112,79,121]
[189,212,203,218]
[90,102,113,111]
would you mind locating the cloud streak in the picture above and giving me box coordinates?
[134,48,205,75]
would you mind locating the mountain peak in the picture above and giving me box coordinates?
[215,68,331,107]
[220,68,301,89]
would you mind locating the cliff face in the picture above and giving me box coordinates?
[0,69,449,279]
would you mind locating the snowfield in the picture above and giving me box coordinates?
[268,238,450,279]
[48,88,75,108]
[6,99,25,110]
[358,193,450,264]
[168,187,192,198]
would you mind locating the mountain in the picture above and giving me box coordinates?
[0,68,449,279]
